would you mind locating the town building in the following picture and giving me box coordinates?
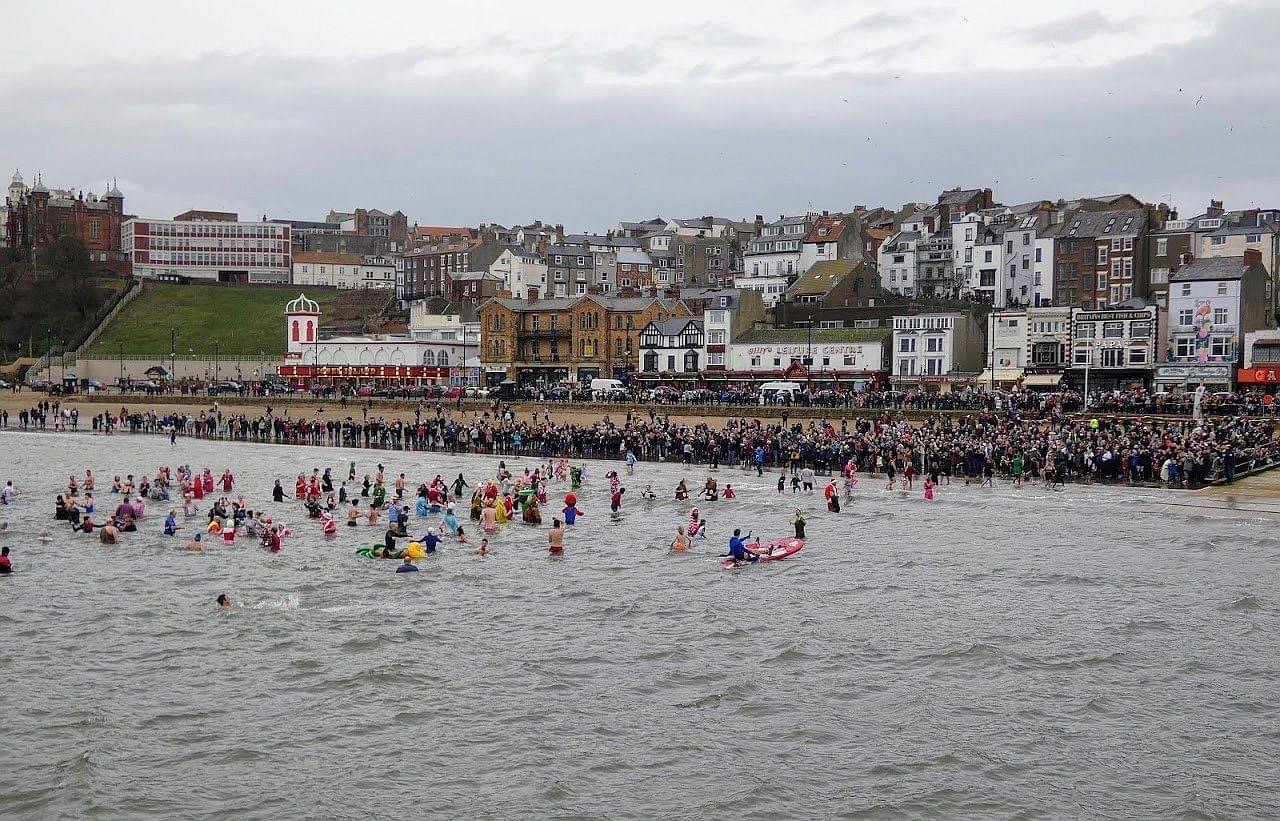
[5,171,126,270]
[1197,209,1280,309]
[291,251,395,289]
[981,309,1029,388]
[1238,329,1280,389]
[1156,252,1273,392]
[615,246,654,290]
[784,260,878,308]
[488,247,548,299]
[891,311,986,390]
[726,328,890,388]
[277,293,480,387]
[637,316,705,375]
[123,215,291,283]
[479,293,689,385]
[1067,301,1159,390]
[1023,306,1074,388]
[399,243,473,301]
[739,214,812,305]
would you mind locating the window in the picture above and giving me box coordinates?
[1101,348,1124,368]
[1217,282,1228,296]
[1181,284,1191,296]
[980,269,995,287]
[1175,337,1196,358]
[576,256,585,265]
[1123,258,1133,278]
[1128,347,1147,365]
[1210,236,1226,246]
[964,248,972,263]
[1112,260,1122,277]
[708,352,724,365]
[898,337,916,353]
[1035,248,1042,263]
[1213,307,1228,324]
[1123,237,1133,251]
[1097,274,1106,290]
[984,250,992,263]
[1023,233,1030,246]
[1102,321,1124,338]
[1178,309,1194,326]
[1247,234,1261,243]
[1211,336,1233,358]
[1074,346,1091,365]
[1130,321,1152,338]
[1006,240,1013,254]
[1098,246,1108,264]
[897,358,916,376]
[89,219,101,240]
[843,355,855,365]
[708,330,725,344]
[926,337,942,352]
[1156,238,1168,256]
[1076,323,1095,339]
[1111,238,1122,251]
[750,356,761,367]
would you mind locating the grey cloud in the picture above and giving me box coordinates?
[1021,11,1112,45]
[0,2,1275,230]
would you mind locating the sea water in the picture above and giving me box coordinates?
[0,431,1277,818]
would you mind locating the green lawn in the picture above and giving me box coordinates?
[87,283,361,357]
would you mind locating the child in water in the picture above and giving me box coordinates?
[923,479,936,501]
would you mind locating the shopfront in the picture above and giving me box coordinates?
[1154,364,1234,393]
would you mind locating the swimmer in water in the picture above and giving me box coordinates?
[187,533,205,552]
[548,518,565,555]
[474,538,490,556]
[217,594,231,609]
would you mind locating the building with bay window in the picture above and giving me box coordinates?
[1155,252,1273,391]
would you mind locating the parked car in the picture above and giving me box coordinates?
[443,386,465,399]
[29,379,51,392]
[209,380,244,395]
[0,378,9,390]
[133,379,161,392]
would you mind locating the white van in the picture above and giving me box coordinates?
[590,377,626,400]
[759,380,803,405]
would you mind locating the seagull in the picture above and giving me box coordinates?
[1196,95,1204,106]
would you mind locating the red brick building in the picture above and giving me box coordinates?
[5,171,127,272]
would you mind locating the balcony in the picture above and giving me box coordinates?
[518,327,571,339]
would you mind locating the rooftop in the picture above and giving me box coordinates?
[1171,256,1255,282]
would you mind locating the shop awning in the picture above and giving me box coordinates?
[1023,372,1064,387]
[978,368,1025,384]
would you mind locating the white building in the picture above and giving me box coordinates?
[727,329,889,384]
[292,251,395,289]
[740,215,810,305]
[637,317,704,374]
[982,309,1029,388]
[1156,254,1273,391]
[281,293,481,385]
[878,230,921,295]
[124,216,292,284]
[891,311,986,388]
[489,247,548,299]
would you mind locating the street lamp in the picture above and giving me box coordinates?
[170,328,177,394]
[119,341,125,390]
[213,339,220,385]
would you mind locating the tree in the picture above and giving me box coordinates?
[38,235,103,321]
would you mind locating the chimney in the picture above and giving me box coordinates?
[822,209,829,217]
[1244,249,1262,267]
[1206,200,1224,218]
[1180,252,1195,267]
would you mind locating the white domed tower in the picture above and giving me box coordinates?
[285,293,320,358]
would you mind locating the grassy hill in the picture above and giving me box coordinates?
[86,283,395,357]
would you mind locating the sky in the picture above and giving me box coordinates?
[2,0,1274,230]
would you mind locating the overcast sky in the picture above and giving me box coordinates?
[2,0,1273,229]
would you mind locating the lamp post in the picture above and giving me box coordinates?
[213,339,220,387]
[119,341,125,391]
[170,327,176,394]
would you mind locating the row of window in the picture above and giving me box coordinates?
[142,252,287,267]
[143,223,286,238]
[1074,347,1148,366]
[898,337,944,353]
[1075,320,1153,340]
[896,358,945,376]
